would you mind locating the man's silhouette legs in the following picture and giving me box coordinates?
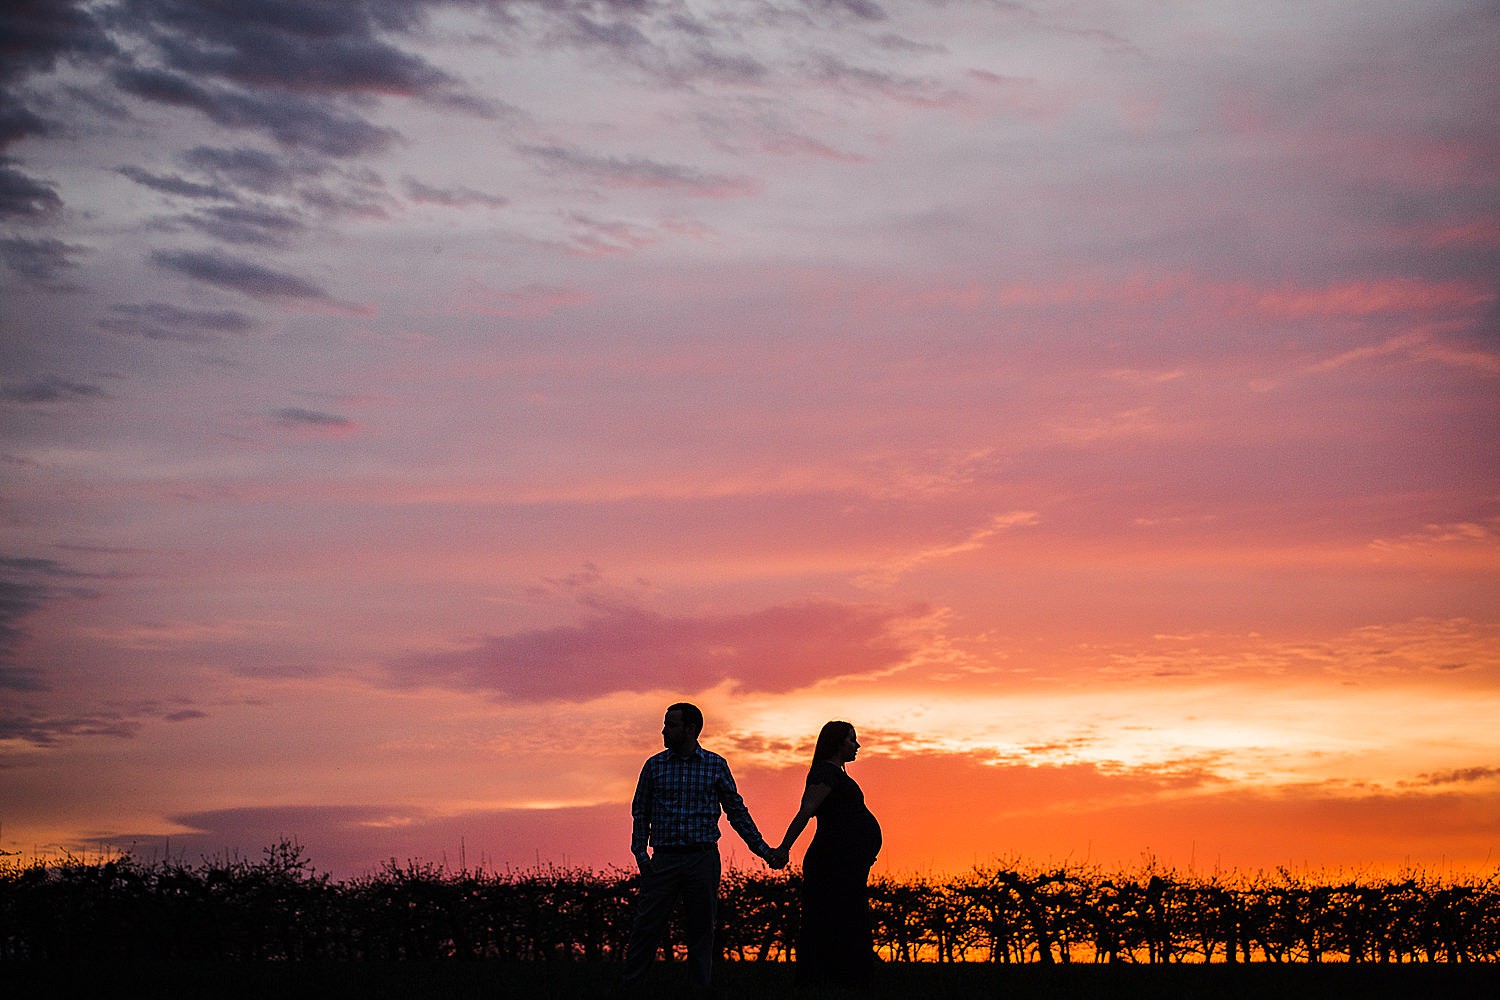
[621,847,720,991]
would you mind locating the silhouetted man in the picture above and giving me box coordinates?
[621,702,783,995]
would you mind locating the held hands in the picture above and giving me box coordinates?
[765,846,790,870]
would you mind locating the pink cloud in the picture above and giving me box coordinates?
[756,131,869,163]
[390,598,932,700]
[1423,216,1500,248]
[852,272,1490,325]
[1251,278,1493,319]
[563,214,663,257]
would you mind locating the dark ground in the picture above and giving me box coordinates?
[7,960,1498,999]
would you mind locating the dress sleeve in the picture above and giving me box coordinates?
[806,761,839,795]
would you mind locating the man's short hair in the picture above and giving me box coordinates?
[667,701,703,736]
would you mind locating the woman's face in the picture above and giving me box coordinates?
[841,728,860,762]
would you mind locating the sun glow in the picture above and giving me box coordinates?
[728,680,1500,792]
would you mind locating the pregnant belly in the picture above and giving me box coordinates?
[812,811,881,861]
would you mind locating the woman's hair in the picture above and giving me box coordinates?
[810,720,854,770]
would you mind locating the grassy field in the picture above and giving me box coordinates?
[7,960,1499,999]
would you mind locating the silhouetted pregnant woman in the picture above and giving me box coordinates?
[774,720,882,987]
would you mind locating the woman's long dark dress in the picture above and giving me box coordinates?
[798,760,882,986]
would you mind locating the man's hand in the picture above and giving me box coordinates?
[766,847,789,870]
[635,854,655,876]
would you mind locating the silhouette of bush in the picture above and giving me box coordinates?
[3,843,1496,963]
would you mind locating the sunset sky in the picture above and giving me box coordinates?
[3,1,1498,880]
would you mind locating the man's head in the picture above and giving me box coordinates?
[662,701,703,753]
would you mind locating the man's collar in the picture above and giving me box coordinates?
[668,742,705,761]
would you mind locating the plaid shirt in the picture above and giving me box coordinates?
[630,745,772,863]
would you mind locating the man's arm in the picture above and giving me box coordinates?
[630,760,654,873]
[715,758,774,863]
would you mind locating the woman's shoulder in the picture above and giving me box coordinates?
[806,760,845,785]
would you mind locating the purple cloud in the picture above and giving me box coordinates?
[1,374,108,404]
[115,66,398,158]
[102,0,493,162]
[150,247,330,300]
[99,301,257,342]
[183,145,330,194]
[391,598,930,700]
[0,160,63,218]
[274,407,355,431]
[114,0,458,97]
[180,204,308,247]
[0,556,112,691]
[116,165,236,200]
[0,234,83,286]
[0,0,114,153]
[0,709,140,743]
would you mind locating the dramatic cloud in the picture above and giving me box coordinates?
[393,599,932,700]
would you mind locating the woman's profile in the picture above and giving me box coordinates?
[774,720,882,986]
